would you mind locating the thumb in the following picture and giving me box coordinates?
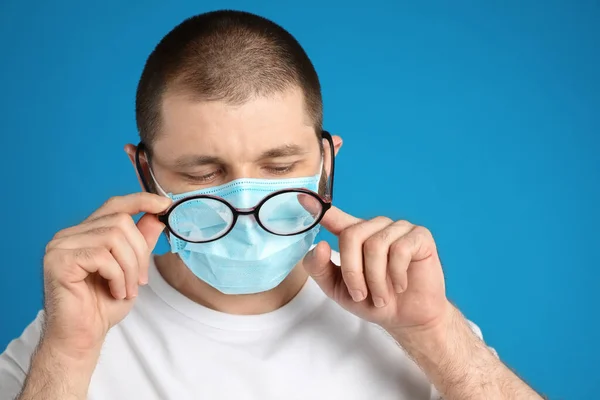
[302,241,339,299]
[136,213,166,251]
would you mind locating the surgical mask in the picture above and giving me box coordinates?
[161,172,322,295]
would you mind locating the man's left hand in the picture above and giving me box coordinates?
[302,206,451,335]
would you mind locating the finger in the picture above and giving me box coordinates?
[52,213,150,285]
[297,193,322,218]
[339,216,393,302]
[99,213,156,287]
[136,213,166,284]
[389,226,436,292]
[388,240,409,294]
[49,213,150,298]
[302,241,340,298]
[49,227,140,298]
[86,192,172,222]
[363,220,414,306]
[319,206,362,236]
[46,248,127,299]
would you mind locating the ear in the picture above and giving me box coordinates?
[332,135,343,156]
[124,143,149,192]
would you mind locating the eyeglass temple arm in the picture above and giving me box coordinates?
[322,131,335,201]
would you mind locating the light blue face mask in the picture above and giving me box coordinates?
[152,171,322,295]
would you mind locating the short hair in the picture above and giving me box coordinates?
[135,10,323,149]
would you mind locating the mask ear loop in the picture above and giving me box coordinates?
[134,143,170,198]
[317,158,324,181]
[135,143,174,244]
[147,164,170,198]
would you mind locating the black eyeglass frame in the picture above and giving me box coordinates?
[134,131,336,244]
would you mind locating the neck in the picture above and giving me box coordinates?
[154,252,309,315]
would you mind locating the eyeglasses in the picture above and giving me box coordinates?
[134,131,336,244]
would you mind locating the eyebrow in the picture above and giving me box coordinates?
[256,144,308,161]
[173,155,224,169]
[172,144,308,168]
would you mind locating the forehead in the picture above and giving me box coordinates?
[152,87,317,161]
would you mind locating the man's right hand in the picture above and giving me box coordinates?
[41,192,171,360]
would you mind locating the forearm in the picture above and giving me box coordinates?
[18,341,98,400]
[393,305,543,400]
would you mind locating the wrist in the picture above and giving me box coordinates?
[389,302,472,365]
[19,340,99,400]
[390,301,457,345]
[36,338,101,376]
[42,322,105,362]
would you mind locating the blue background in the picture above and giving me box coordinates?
[1,1,598,398]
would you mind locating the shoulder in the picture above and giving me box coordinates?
[0,310,45,399]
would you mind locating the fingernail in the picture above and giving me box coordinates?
[394,284,405,294]
[306,247,317,261]
[350,290,365,302]
[373,297,386,308]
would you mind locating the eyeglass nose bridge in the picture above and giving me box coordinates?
[233,208,259,224]
[235,208,257,216]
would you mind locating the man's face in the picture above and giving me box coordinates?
[145,87,330,195]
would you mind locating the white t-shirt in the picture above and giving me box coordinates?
[0,251,486,400]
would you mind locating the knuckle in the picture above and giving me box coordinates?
[73,247,96,262]
[51,226,74,241]
[43,250,61,270]
[365,276,385,287]
[90,226,113,236]
[92,226,124,246]
[341,269,362,283]
[133,191,152,204]
[103,196,122,208]
[339,227,355,244]
[392,220,413,229]
[413,225,432,239]
[113,212,133,229]
[413,225,431,236]
[45,239,58,253]
[390,239,410,257]
[373,216,393,225]
[363,235,387,255]
[339,222,364,244]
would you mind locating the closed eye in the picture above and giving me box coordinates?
[265,163,297,175]
[181,169,223,183]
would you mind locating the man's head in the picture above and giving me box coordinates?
[126,9,341,195]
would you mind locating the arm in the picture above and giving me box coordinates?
[7,193,170,400]
[17,341,99,400]
[302,208,544,399]
[394,304,543,400]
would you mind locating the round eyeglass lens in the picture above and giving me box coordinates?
[258,191,323,235]
[168,197,234,242]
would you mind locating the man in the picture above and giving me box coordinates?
[0,10,542,400]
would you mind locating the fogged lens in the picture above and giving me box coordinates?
[168,197,233,242]
[258,191,322,235]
